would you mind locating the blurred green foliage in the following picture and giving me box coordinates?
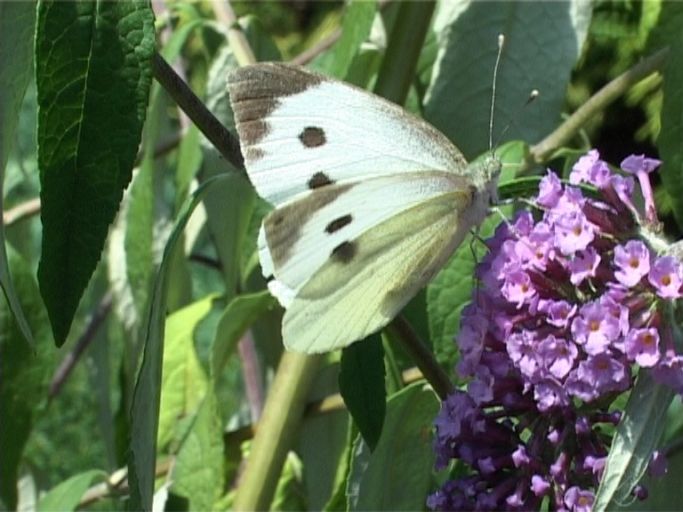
[3,0,683,510]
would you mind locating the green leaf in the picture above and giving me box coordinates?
[0,248,53,509]
[158,295,214,449]
[312,0,377,79]
[176,124,203,207]
[594,372,674,510]
[323,420,356,512]
[625,438,683,511]
[211,290,277,378]
[171,391,224,511]
[123,161,155,326]
[128,176,227,512]
[297,402,350,509]
[36,0,155,345]
[37,470,105,512]
[424,1,592,159]
[0,1,37,346]
[658,30,683,228]
[271,452,306,511]
[339,337,386,451]
[347,382,439,510]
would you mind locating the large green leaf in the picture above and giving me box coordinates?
[657,22,683,228]
[35,0,154,345]
[0,2,36,346]
[170,391,224,511]
[347,382,439,510]
[127,176,225,511]
[271,452,307,511]
[157,296,214,449]
[0,249,53,509]
[37,470,105,512]
[339,336,386,451]
[424,0,592,159]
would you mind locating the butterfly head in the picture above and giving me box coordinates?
[470,153,501,207]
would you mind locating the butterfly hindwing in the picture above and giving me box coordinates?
[258,172,476,308]
[280,188,475,352]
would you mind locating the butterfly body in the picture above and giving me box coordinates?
[227,63,498,353]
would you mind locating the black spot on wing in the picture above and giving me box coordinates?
[326,214,352,234]
[299,126,326,148]
[331,241,356,264]
[227,63,324,148]
[308,172,334,189]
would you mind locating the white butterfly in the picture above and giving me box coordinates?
[227,63,499,353]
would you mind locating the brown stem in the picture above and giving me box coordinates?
[151,52,244,169]
[48,293,113,399]
[386,316,454,400]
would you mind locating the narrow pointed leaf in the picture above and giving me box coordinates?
[0,249,53,509]
[37,470,105,512]
[127,176,226,511]
[36,0,154,344]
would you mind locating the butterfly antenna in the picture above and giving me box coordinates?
[496,89,539,145]
[489,34,505,152]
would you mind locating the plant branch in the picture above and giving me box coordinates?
[387,316,454,400]
[291,29,342,65]
[373,0,435,104]
[530,47,669,163]
[211,0,256,66]
[290,0,391,66]
[151,52,244,169]
[48,292,113,399]
[3,197,40,226]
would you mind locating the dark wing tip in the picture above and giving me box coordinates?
[227,62,323,102]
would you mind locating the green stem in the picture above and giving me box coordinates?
[373,1,436,105]
[232,352,321,511]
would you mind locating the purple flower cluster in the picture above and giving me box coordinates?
[430,150,682,511]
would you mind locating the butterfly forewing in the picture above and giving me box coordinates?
[227,63,469,206]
